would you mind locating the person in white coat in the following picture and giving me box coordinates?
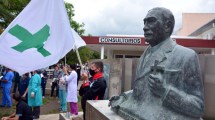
[64,64,78,116]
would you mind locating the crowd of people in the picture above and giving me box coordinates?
[0,61,107,120]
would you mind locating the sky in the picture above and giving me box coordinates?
[65,0,215,36]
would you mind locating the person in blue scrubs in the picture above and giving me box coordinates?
[0,67,14,107]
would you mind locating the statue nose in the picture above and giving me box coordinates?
[143,25,149,32]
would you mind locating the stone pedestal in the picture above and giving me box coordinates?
[86,100,124,120]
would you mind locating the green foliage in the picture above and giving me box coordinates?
[64,46,100,65]
[0,0,30,30]
[64,2,100,64]
[65,2,85,36]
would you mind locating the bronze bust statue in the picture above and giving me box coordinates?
[109,7,204,120]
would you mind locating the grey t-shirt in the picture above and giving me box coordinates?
[58,72,67,90]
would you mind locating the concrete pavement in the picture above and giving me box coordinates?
[39,112,83,120]
[39,114,59,120]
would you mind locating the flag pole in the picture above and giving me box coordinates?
[64,55,66,66]
[75,45,83,72]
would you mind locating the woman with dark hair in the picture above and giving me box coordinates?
[51,65,60,97]
[58,66,68,112]
[64,64,78,117]
[1,93,33,120]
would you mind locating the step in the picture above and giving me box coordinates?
[59,112,83,120]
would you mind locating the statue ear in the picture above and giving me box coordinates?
[165,21,172,33]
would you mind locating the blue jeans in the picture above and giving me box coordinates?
[1,87,12,107]
[59,89,67,111]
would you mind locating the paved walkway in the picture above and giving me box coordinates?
[39,114,59,120]
[39,112,83,120]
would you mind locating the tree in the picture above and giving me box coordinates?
[65,2,85,36]
[0,0,29,32]
[63,2,100,65]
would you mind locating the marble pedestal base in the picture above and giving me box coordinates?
[86,100,124,120]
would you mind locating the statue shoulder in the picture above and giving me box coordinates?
[174,44,196,57]
[139,46,150,59]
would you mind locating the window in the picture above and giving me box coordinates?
[125,55,140,58]
[115,55,124,58]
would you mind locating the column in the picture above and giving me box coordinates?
[100,46,104,59]
[107,49,111,59]
[212,48,215,55]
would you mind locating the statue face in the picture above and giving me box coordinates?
[143,10,166,46]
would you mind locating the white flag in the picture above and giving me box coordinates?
[0,0,85,75]
[72,28,86,49]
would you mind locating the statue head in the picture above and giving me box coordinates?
[143,7,175,46]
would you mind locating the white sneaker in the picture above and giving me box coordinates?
[72,114,78,118]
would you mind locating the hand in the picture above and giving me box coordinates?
[22,93,26,98]
[81,73,88,81]
[108,95,125,108]
[1,117,9,120]
[148,73,167,98]
[59,79,65,84]
[30,92,35,98]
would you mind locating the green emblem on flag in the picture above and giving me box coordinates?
[9,24,51,57]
